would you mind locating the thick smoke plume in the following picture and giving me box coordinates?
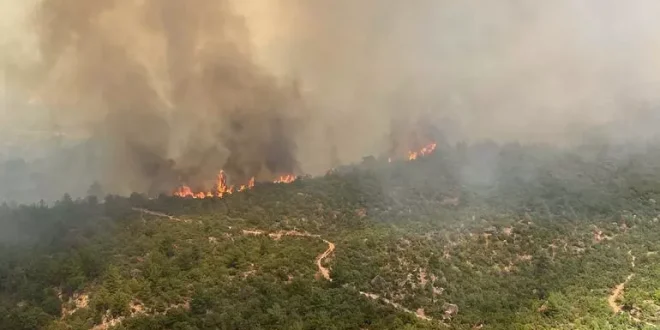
[2,0,660,201]
[14,0,306,196]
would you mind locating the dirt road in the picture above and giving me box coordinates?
[608,251,636,314]
[132,208,189,222]
[131,208,435,322]
[608,274,634,313]
[317,240,335,281]
[133,207,337,282]
[241,228,335,281]
[359,292,431,321]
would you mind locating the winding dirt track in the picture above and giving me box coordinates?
[317,240,335,281]
[133,208,434,322]
[359,292,432,321]
[608,251,636,314]
[134,208,335,281]
[251,229,335,281]
[132,208,187,222]
[608,274,634,313]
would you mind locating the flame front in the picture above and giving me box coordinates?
[408,142,437,161]
[172,170,257,199]
[173,171,296,199]
[173,186,195,198]
[274,174,296,184]
[173,141,436,199]
[238,176,255,192]
[216,170,231,197]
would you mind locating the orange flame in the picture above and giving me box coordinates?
[274,174,296,184]
[239,176,256,192]
[172,170,268,199]
[408,142,437,161]
[173,170,256,199]
[215,170,230,197]
[172,141,437,199]
[173,186,195,198]
[172,186,213,199]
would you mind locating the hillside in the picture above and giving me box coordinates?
[1,141,660,329]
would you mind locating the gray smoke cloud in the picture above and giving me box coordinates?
[232,0,660,173]
[2,0,660,202]
[4,0,307,197]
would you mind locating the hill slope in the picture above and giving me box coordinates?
[2,142,660,329]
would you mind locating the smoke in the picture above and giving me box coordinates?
[255,0,660,145]
[2,0,660,201]
[5,0,307,196]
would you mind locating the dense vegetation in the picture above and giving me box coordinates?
[1,140,660,329]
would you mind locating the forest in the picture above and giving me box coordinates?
[1,140,660,329]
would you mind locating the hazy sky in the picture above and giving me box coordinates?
[4,1,660,144]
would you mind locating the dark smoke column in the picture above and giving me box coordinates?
[30,0,307,195]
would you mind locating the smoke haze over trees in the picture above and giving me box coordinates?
[2,0,660,202]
